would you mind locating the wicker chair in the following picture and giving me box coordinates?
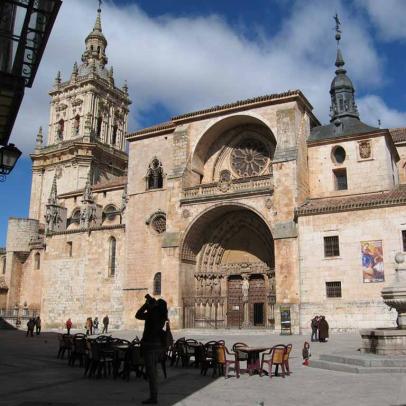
[260,345,287,378]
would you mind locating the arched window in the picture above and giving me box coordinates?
[103,205,118,222]
[96,116,103,138]
[108,237,116,276]
[153,272,161,295]
[73,114,80,135]
[57,119,64,140]
[69,208,81,226]
[2,257,6,274]
[147,158,163,190]
[34,253,40,270]
[112,125,118,146]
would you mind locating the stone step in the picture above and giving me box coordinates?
[309,359,406,374]
[319,353,406,367]
[0,317,16,330]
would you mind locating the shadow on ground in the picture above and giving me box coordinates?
[0,330,219,406]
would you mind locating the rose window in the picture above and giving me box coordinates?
[231,140,269,177]
[151,214,166,234]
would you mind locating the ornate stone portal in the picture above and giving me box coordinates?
[182,209,276,329]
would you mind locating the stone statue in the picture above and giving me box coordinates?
[213,277,221,296]
[242,277,249,301]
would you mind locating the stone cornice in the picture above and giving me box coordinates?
[296,187,406,217]
[47,224,125,236]
[126,90,320,141]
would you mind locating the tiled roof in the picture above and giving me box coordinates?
[296,186,406,217]
[0,276,8,290]
[127,90,317,139]
[390,128,406,144]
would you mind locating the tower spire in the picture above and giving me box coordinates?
[329,14,359,123]
[48,173,58,205]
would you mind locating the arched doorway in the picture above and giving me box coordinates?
[181,205,275,329]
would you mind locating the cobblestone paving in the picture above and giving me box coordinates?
[0,329,405,406]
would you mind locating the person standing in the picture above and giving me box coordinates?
[310,315,319,342]
[66,318,72,335]
[102,315,109,334]
[302,341,311,366]
[85,317,93,336]
[136,295,168,405]
[26,318,34,337]
[93,317,99,335]
[35,316,41,335]
[318,316,329,342]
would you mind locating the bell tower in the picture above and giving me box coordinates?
[29,5,131,222]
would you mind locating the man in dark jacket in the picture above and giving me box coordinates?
[102,315,109,334]
[310,316,319,342]
[136,295,168,405]
[318,316,329,342]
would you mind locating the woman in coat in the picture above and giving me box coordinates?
[318,316,329,342]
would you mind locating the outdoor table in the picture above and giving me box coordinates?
[236,347,269,375]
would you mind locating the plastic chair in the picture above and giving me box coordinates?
[213,344,239,379]
[260,345,287,378]
[232,342,249,369]
[284,344,293,375]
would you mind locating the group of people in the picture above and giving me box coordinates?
[26,316,41,337]
[65,315,109,336]
[310,315,329,342]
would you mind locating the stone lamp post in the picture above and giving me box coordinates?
[381,252,406,329]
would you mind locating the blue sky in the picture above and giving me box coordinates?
[2,0,406,246]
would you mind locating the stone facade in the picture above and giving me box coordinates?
[3,13,406,334]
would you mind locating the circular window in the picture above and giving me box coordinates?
[332,146,346,164]
[151,214,166,234]
[231,139,269,177]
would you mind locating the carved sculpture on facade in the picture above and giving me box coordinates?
[44,174,66,233]
[242,274,250,302]
[359,140,372,159]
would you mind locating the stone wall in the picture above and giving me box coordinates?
[298,206,404,331]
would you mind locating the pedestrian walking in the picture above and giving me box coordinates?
[302,341,311,366]
[26,318,35,337]
[310,315,319,342]
[136,294,168,405]
[318,315,329,342]
[35,316,41,335]
[102,315,109,334]
[66,318,72,335]
[85,317,93,335]
[93,317,99,335]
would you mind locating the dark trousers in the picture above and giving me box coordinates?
[102,325,108,334]
[26,329,33,337]
[311,328,318,342]
[67,328,71,335]
[144,349,162,400]
[36,326,41,335]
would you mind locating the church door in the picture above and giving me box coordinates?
[227,276,243,328]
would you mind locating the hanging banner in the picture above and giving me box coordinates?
[361,240,384,283]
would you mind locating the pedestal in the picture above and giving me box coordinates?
[360,328,406,355]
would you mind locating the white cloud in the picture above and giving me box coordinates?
[358,95,406,129]
[357,0,406,41]
[9,0,405,155]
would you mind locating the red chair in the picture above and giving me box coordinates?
[260,345,287,378]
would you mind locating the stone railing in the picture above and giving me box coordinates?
[182,175,273,203]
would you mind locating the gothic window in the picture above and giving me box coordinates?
[332,146,346,164]
[96,116,102,138]
[73,114,80,135]
[34,253,40,270]
[103,205,118,222]
[231,139,269,177]
[2,257,5,274]
[57,119,64,140]
[153,272,161,295]
[67,242,73,257]
[69,208,81,226]
[112,125,118,145]
[108,237,117,276]
[402,230,406,252]
[147,158,163,190]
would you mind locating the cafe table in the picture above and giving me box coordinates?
[236,346,269,375]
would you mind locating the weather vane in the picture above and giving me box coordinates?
[334,13,341,46]
[98,0,102,12]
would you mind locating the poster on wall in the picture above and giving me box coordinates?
[361,240,384,283]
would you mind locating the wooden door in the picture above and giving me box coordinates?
[227,276,243,328]
[249,275,266,326]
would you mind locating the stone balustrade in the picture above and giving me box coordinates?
[181,175,273,203]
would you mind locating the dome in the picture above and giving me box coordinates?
[330,72,354,92]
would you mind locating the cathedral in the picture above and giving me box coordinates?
[1,8,405,333]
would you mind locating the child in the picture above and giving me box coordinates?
[302,341,311,366]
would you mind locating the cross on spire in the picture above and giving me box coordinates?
[334,13,341,47]
[98,0,102,12]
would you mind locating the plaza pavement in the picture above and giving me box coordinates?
[0,328,405,406]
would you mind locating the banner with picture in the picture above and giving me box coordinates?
[361,240,384,283]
